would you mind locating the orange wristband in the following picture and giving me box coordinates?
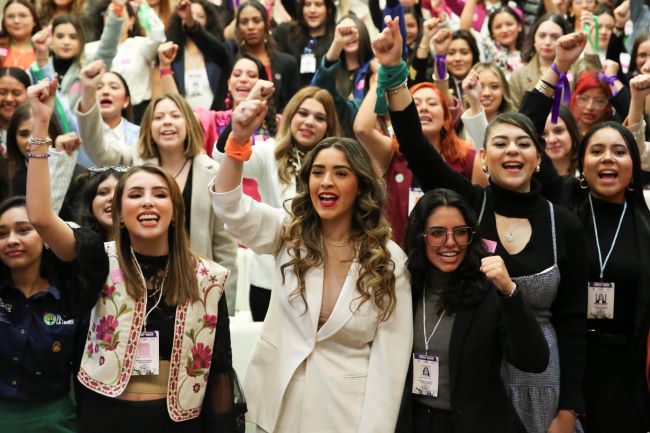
[112,4,124,15]
[224,133,253,161]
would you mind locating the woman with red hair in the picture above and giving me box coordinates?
[354,67,484,247]
[570,67,628,135]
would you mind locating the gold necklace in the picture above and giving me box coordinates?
[323,237,351,247]
[172,158,190,178]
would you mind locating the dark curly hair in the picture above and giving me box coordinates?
[405,188,488,314]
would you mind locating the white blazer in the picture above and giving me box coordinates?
[210,183,413,433]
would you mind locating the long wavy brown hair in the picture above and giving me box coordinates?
[279,137,397,321]
[273,86,340,185]
[112,164,199,305]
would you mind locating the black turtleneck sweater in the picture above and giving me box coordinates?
[390,101,588,411]
[52,57,74,80]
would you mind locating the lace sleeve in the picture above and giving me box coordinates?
[51,227,108,319]
[202,296,246,433]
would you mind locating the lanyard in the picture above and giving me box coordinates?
[422,283,446,354]
[131,247,169,330]
[588,195,627,280]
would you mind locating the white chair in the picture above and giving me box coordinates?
[230,320,263,433]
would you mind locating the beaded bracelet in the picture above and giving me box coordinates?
[25,151,50,159]
[28,136,52,146]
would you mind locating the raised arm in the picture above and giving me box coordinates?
[461,70,489,150]
[25,80,77,262]
[353,77,394,171]
[374,16,477,201]
[624,74,650,171]
[431,26,454,108]
[76,60,134,166]
[156,42,180,97]
[88,0,126,67]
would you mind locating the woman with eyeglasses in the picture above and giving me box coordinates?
[25,80,244,433]
[397,188,548,433]
[570,68,628,136]
[376,20,588,433]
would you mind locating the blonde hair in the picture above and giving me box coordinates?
[137,94,204,161]
[273,87,340,185]
[468,62,514,114]
[280,138,397,321]
[112,165,199,305]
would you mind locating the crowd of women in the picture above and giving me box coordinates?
[0,0,648,432]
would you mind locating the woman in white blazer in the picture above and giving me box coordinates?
[210,97,413,433]
[72,60,239,314]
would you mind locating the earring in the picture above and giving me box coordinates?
[44,243,50,250]
[535,164,541,173]
[225,91,232,110]
[627,184,635,192]
[578,172,589,189]
[481,164,488,174]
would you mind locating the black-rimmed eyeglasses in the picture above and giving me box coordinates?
[423,226,475,247]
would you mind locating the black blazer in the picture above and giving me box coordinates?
[397,283,549,433]
[269,50,300,112]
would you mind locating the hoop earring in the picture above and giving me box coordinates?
[481,164,488,174]
[627,184,635,192]
[578,172,589,189]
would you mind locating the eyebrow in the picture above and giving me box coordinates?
[490,135,532,141]
[126,186,169,191]
[312,164,352,170]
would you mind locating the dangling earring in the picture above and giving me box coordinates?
[225,91,232,110]
[535,164,541,173]
[578,172,589,189]
[481,164,488,174]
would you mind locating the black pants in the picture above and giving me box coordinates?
[582,338,649,433]
[249,284,271,322]
[412,400,454,433]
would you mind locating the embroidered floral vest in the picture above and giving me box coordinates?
[78,242,229,421]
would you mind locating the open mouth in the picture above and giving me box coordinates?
[99,98,113,108]
[318,192,338,207]
[137,213,160,226]
[502,161,523,173]
[598,170,618,180]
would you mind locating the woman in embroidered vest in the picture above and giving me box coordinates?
[375,18,588,433]
[0,197,78,433]
[24,79,245,433]
[397,188,549,432]
[210,94,413,432]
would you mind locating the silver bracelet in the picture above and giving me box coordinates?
[386,79,408,95]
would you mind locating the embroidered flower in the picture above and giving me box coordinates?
[86,342,94,356]
[96,315,119,351]
[199,267,208,276]
[203,314,217,328]
[185,343,212,377]
[193,383,201,393]
[102,284,116,298]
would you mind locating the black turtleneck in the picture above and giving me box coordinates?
[583,196,639,336]
[389,101,588,411]
[52,57,74,79]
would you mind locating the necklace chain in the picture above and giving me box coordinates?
[172,158,190,178]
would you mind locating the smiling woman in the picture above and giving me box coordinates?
[210,94,412,431]
[378,20,588,433]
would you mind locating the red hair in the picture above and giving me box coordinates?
[409,82,472,164]
[570,70,613,120]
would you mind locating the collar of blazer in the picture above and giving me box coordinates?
[303,259,362,341]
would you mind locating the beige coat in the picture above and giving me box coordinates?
[210,184,413,433]
[508,54,599,108]
[75,101,239,313]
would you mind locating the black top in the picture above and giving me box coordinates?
[389,101,588,411]
[182,160,194,235]
[57,227,244,431]
[585,197,640,336]
[272,22,333,88]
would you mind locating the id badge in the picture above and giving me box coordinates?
[187,70,203,96]
[408,187,424,215]
[412,353,439,397]
[133,331,160,375]
[587,282,614,319]
[300,53,316,74]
